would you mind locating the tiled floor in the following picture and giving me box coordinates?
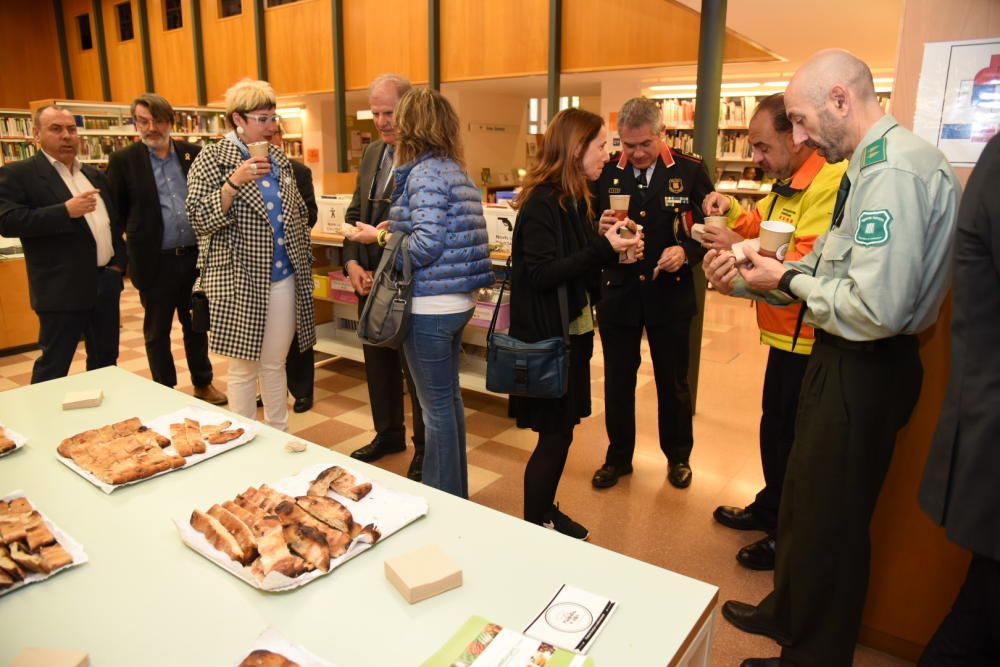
[0,281,912,667]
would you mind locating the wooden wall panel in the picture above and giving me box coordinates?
[146,0,196,104]
[103,0,145,102]
[859,0,1000,660]
[344,0,428,90]
[264,0,333,96]
[0,1,65,108]
[200,0,256,103]
[563,0,776,73]
[441,0,547,82]
[63,0,104,101]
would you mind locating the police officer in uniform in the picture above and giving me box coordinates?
[705,50,960,667]
[591,97,714,491]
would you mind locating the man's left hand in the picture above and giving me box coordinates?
[652,245,685,280]
[738,245,786,291]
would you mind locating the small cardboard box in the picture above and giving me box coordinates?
[312,264,337,300]
[385,544,462,604]
[330,289,359,305]
[61,389,103,410]
[328,272,354,293]
[470,301,509,330]
[483,203,516,252]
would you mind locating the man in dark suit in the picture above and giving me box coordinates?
[918,134,1000,665]
[343,73,425,481]
[106,94,226,405]
[0,105,126,383]
[274,123,317,413]
[591,97,714,490]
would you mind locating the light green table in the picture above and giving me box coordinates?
[0,367,717,666]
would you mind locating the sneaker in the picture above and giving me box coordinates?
[541,504,590,540]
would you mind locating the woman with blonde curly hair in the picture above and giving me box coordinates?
[354,88,493,498]
[185,79,315,431]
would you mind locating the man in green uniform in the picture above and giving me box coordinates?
[704,49,960,666]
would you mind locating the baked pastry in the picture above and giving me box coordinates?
[207,504,257,565]
[57,417,144,457]
[295,496,353,533]
[273,500,351,559]
[0,544,25,580]
[0,426,15,454]
[39,543,73,571]
[281,522,331,571]
[250,517,310,579]
[9,542,51,574]
[170,418,206,457]
[202,420,245,445]
[25,516,56,551]
[190,509,244,564]
[308,465,372,501]
[238,650,301,667]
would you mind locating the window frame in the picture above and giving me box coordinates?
[116,2,135,42]
[76,14,93,51]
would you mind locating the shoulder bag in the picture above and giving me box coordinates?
[356,232,413,349]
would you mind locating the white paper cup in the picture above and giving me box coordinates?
[619,223,643,264]
[759,220,795,260]
[704,215,728,230]
[609,194,630,221]
[247,141,269,159]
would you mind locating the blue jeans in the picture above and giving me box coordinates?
[403,309,473,498]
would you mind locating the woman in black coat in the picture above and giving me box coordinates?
[509,108,640,539]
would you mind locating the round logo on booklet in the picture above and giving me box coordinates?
[544,602,594,633]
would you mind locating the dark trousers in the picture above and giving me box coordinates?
[919,554,1000,666]
[362,342,425,452]
[748,347,811,533]
[32,267,123,384]
[139,251,212,388]
[285,332,314,400]
[524,428,574,523]
[757,333,922,667]
[601,319,693,465]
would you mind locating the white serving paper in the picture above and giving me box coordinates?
[176,462,429,592]
[0,490,89,597]
[56,406,260,494]
[0,423,28,458]
[232,628,339,667]
[730,237,761,264]
[523,584,618,654]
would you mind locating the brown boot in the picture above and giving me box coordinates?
[193,383,228,405]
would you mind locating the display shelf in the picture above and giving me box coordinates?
[0,109,33,165]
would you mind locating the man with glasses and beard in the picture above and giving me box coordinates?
[107,94,226,404]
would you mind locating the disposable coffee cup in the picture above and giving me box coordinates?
[609,194,630,221]
[619,223,643,264]
[758,220,795,260]
[704,215,728,230]
[247,141,269,159]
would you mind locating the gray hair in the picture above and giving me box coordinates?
[33,104,66,128]
[368,73,412,100]
[618,97,663,134]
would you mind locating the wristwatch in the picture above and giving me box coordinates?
[778,269,801,298]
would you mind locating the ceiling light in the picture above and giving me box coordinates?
[763,81,788,87]
[356,110,374,120]
[873,77,894,84]
[648,84,697,91]
[276,106,304,118]
[721,82,761,89]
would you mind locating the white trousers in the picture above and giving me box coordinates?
[226,276,296,431]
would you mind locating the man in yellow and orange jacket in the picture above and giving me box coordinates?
[701,93,847,571]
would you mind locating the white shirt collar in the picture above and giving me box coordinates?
[40,148,81,174]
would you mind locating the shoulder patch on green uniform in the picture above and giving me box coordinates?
[861,137,887,168]
[855,209,893,246]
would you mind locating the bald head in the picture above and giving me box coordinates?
[790,49,876,106]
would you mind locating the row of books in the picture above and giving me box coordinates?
[1,116,31,137]
[283,139,304,159]
[78,135,140,160]
[173,112,225,134]
[717,133,754,159]
[663,130,696,153]
[1,142,36,162]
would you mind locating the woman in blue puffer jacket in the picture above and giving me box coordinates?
[354,87,493,498]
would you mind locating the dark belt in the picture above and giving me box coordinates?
[162,246,197,256]
[815,329,915,353]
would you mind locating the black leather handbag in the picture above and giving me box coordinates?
[190,290,210,334]
[356,232,412,349]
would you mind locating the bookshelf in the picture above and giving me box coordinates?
[27,100,228,168]
[0,110,35,165]
[656,91,892,202]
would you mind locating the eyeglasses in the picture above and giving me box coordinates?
[134,117,167,129]
[244,114,281,124]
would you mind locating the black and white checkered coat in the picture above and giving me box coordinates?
[186,137,316,360]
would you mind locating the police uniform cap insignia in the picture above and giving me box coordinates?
[855,209,893,246]
[669,178,684,193]
[861,137,887,168]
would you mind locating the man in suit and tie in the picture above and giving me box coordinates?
[106,94,226,405]
[0,105,127,383]
[343,73,425,481]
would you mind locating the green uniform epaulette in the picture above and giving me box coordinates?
[861,137,887,169]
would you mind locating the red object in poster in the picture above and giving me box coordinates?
[971,54,1000,142]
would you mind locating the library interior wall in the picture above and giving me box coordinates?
[859,0,1000,659]
[62,0,104,102]
[200,0,257,103]
[344,0,429,90]
[0,0,65,109]
[264,0,333,96]
[440,0,548,82]
[102,0,145,103]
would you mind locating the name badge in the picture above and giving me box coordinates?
[664,196,688,206]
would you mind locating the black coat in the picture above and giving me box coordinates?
[342,140,394,276]
[595,147,714,327]
[919,134,1000,560]
[106,139,200,291]
[0,153,125,312]
[507,184,618,431]
[289,160,318,227]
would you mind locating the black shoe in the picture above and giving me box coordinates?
[738,535,776,571]
[667,461,692,488]
[541,504,590,540]
[721,601,783,642]
[741,659,783,667]
[255,394,263,408]
[713,505,772,532]
[350,438,406,462]
[591,463,633,489]
[407,452,423,482]
[293,396,313,413]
